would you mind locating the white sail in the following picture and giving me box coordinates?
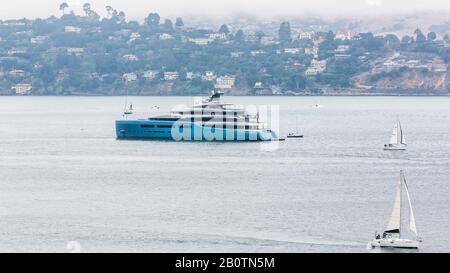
[399,122,406,145]
[403,175,417,236]
[385,174,402,233]
[389,124,398,145]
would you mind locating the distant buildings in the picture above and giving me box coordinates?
[284,48,302,54]
[298,32,314,40]
[335,31,358,40]
[123,73,137,82]
[335,45,350,54]
[122,54,139,61]
[67,48,84,56]
[260,36,278,46]
[12,83,32,95]
[304,47,319,58]
[215,76,235,89]
[143,70,158,80]
[208,33,227,40]
[159,33,174,40]
[306,59,327,76]
[254,82,273,95]
[7,48,27,55]
[65,26,81,33]
[202,71,216,81]
[185,72,195,80]
[250,50,265,56]
[230,51,243,58]
[30,36,47,44]
[9,69,25,77]
[188,38,213,45]
[130,32,141,39]
[164,72,179,81]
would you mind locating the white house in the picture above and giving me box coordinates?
[122,54,139,61]
[30,36,47,44]
[298,32,314,40]
[306,59,327,76]
[230,51,243,58]
[335,45,350,54]
[164,72,179,81]
[159,33,174,40]
[335,31,358,40]
[209,33,227,40]
[254,82,264,89]
[250,50,265,56]
[260,36,278,46]
[65,26,81,33]
[67,48,84,56]
[12,83,32,95]
[202,71,216,81]
[215,76,236,89]
[130,32,141,39]
[188,38,214,45]
[7,48,27,55]
[9,69,25,77]
[186,72,196,80]
[143,70,158,80]
[305,47,319,58]
[284,48,302,54]
[123,73,137,82]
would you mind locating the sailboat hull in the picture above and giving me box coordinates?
[371,238,419,249]
[384,145,407,151]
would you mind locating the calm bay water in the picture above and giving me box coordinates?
[0,96,449,253]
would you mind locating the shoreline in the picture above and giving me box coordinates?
[1,94,449,97]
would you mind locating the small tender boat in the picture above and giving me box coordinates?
[287,132,304,138]
[287,116,304,138]
[371,170,421,249]
[384,119,407,150]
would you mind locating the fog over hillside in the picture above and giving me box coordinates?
[2,0,450,21]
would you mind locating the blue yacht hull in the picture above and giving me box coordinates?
[115,120,278,141]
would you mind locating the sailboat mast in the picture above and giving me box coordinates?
[399,171,403,238]
[124,86,128,112]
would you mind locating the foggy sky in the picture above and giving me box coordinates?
[2,0,450,21]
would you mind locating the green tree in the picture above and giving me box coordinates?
[414,28,426,44]
[117,11,126,23]
[162,19,173,32]
[384,34,400,49]
[278,22,291,44]
[145,13,160,27]
[82,3,91,16]
[105,5,114,18]
[427,32,437,41]
[234,29,244,42]
[401,35,412,44]
[175,17,184,28]
[219,24,230,34]
[59,2,69,15]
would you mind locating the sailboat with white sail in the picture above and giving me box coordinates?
[384,120,407,150]
[123,87,133,116]
[371,170,421,249]
[287,116,304,138]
